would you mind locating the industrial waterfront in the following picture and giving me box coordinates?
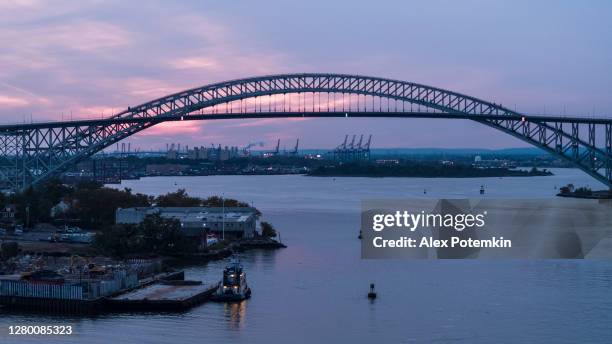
[2,0,611,342]
[1,169,611,343]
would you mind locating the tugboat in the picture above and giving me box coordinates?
[212,256,251,302]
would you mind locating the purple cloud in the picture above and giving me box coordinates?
[0,0,610,150]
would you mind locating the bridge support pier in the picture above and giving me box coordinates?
[607,123,612,189]
[0,132,24,191]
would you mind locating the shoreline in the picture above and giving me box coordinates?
[164,238,287,266]
[306,173,553,178]
[0,238,285,314]
[556,191,612,200]
[14,236,286,262]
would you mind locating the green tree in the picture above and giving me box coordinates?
[94,223,140,257]
[261,221,277,238]
[201,195,252,209]
[94,214,198,257]
[155,189,201,207]
[70,185,151,229]
[154,191,258,213]
[574,187,592,196]
[9,180,70,225]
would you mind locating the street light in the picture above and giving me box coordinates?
[222,193,225,241]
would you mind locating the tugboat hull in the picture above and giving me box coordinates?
[211,287,251,302]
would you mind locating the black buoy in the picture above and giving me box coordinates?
[358,230,362,240]
[367,283,377,299]
[479,185,485,195]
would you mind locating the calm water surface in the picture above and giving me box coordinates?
[2,169,611,343]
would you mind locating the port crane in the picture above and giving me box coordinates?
[333,134,372,161]
[290,139,299,155]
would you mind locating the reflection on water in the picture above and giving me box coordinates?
[223,302,247,331]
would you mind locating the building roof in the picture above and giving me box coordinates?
[117,206,257,223]
[119,206,255,213]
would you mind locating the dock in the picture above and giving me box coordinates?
[108,280,218,311]
[0,268,206,314]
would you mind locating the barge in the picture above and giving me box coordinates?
[107,280,218,312]
[0,269,184,314]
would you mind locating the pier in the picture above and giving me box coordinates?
[0,268,210,314]
[108,280,218,312]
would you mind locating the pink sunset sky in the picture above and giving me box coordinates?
[1,0,611,151]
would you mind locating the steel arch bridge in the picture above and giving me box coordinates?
[1,73,611,191]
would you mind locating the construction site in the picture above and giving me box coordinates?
[0,254,193,313]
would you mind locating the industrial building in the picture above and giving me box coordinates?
[166,144,240,161]
[115,207,258,240]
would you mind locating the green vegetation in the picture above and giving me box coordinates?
[94,214,198,257]
[3,181,257,230]
[155,189,201,207]
[574,187,593,196]
[156,189,254,210]
[68,182,152,229]
[8,180,151,229]
[557,184,611,199]
[1,180,267,257]
[261,221,277,238]
[308,162,553,178]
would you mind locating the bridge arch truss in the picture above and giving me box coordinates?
[0,73,611,190]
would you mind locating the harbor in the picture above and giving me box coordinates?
[0,183,286,315]
[0,0,610,342]
[0,255,244,314]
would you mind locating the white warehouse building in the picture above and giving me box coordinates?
[115,207,258,239]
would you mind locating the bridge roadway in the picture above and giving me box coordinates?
[1,111,610,132]
[1,72,610,190]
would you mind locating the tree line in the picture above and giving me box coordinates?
[2,180,256,230]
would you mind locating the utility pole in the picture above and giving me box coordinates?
[25,205,30,229]
[222,194,225,241]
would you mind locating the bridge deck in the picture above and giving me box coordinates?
[1,111,611,132]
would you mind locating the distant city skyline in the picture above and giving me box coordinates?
[1,0,611,149]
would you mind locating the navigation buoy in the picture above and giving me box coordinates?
[368,283,377,299]
[423,189,427,194]
[358,230,362,240]
[480,185,485,195]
